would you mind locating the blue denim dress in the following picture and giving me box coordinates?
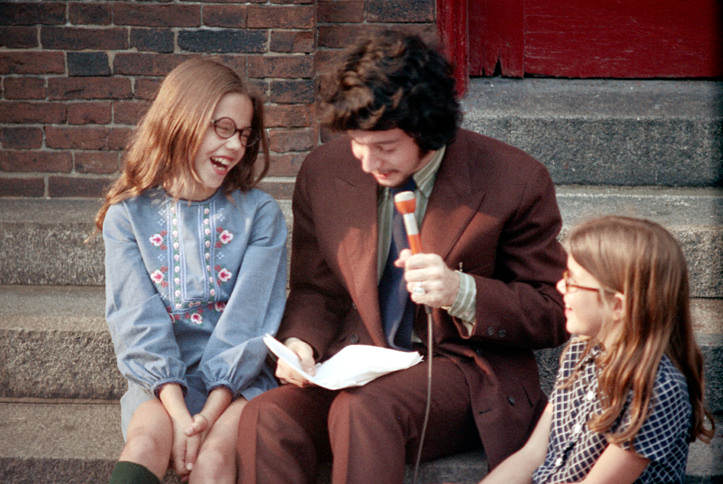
[102,187,287,437]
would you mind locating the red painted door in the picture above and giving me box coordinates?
[438,0,722,94]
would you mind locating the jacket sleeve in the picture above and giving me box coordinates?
[276,161,354,357]
[468,164,568,349]
[103,202,187,394]
[197,195,287,399]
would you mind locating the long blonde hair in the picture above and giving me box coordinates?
[567,215,713,445]
[94,57,269,232]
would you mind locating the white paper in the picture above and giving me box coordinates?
[263,334,423,390]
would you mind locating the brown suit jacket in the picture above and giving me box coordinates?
[278,128,568,467]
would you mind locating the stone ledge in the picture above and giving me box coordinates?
[0,187,720,296]
[462,79,723,186]
[1,285,721,411]
[0,400,719,483]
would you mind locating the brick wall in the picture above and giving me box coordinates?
[0,1,435,201]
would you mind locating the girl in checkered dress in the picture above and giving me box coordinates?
[481,215,714,483]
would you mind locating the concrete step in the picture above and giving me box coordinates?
[555,186,723,298]
[0,398,719,483]
[1,187,721,296]
[462,79,723,187]
[1,285,721,412]
[0,398,484,484]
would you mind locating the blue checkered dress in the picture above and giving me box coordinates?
[532,338,692,483]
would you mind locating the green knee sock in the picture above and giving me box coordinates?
[109,461,161,484]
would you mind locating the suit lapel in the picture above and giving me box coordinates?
[329,139,487,347]
[333,171,388,346]
[421,150,487,261]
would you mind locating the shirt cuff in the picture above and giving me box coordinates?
[444,271,477,335]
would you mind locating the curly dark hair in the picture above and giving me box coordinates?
[323,31,461,151]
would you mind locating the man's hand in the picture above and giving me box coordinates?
[396,248,460,308]
[275,337,316,387]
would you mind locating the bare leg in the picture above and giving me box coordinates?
[118,398,173,480]
[189,398,247,484]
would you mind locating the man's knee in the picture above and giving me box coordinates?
[241,390,300,433]
[328,388,402,433]
[239,388,328,460]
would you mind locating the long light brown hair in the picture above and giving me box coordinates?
[566,215,713,445]
[94,57,269,232]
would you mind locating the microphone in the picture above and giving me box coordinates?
[393,189,432,484]
[393,190,422,254]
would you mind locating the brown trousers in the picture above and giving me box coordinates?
[236,355,480,484]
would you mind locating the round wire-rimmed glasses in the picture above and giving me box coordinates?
[560,270,614,294]
[211,117,259,147]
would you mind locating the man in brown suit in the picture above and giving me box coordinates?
[237,31,568,483]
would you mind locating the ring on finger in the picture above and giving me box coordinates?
[412,282,426,295]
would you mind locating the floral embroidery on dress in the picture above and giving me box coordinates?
[149,230,168,250]
[166,302,224,325]
[152,197,236,320]
[216,227,233,247]
[150,269,163,283]
[217,267,232,282]
[150,266,168,287]
[190,312,203,325]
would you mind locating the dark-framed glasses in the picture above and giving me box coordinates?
[560,270,612,294]
[211,117,259,147]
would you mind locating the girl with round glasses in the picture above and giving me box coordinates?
[96,58,287,483]
[481,215,714,484]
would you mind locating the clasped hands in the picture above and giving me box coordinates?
[166,411,215,481]
[160,383,231,481]
[275,249,460,388]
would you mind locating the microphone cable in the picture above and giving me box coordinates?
[392,189,433,484]
[411,304,433,484]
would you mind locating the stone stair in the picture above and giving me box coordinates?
[1,79,721,483]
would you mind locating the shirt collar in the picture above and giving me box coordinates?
[377,145,446,200]
[412,146,445,198]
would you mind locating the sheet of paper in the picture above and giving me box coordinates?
[263,334,423,390]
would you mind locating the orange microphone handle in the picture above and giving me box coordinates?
[407,232,422,254]
[401,213,422,254]
[394,190,422,254]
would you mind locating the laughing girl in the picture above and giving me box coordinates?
[96,58,287,483]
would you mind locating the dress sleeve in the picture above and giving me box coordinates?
[103,202,187,394]
[197,196,287,398]
[620,370,692,462]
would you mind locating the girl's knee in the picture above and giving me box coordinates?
[121,433,169,464]
[191,445,235,482]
